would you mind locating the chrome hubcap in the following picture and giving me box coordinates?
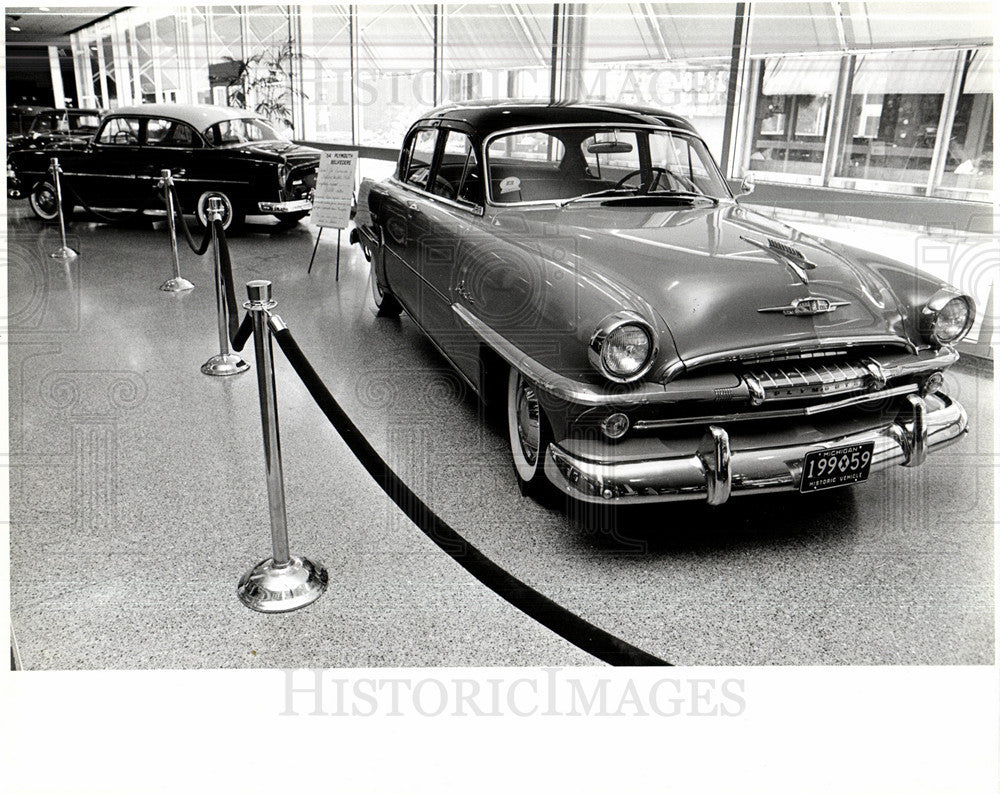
[36,187,57,215]
[516,382,540,465]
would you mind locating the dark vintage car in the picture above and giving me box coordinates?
[7,104,54,140]
[6,107,104,156]
[352,102,973,506]
[8,103,320,230]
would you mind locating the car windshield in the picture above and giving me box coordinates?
[205,117,280,147]
[485,126,730,205]
[31,111,101,134]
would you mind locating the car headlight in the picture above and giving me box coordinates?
[588,312,658,383]
[920,290,975,345]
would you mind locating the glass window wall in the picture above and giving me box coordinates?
[747,54,840,179]
[833,50,956,187]
[441,4,552,104]
[577,3,736,158]
[940,47,993,195]
[299,5,353,143]
[356,4,436,148]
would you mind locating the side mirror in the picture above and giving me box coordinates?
[739,173,755,197]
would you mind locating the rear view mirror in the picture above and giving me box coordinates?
[588,141,633,155]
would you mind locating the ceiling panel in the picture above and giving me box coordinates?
[4,6,120,45]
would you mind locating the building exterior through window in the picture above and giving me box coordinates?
[66,3,993,203]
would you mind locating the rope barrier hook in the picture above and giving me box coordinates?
[48,156,78,261]
[200,196,249,376]
[237,279,328,613]
[158,169,194,293]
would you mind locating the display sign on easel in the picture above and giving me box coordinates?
[308,149,359,279]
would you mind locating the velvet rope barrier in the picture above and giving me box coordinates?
[268,322,669,667]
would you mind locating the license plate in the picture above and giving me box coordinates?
[800,442,875,493]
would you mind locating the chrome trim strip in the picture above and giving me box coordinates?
[387,176,485,216]
[663,336,920,379]
[453,302,667,407]
[385,246,453,306]
[545,395,968,505]
[632,383,920,430]
[453,304,957,411]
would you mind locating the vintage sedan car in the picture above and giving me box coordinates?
[7,104,54,141]
[8,103,320,230]
[352,102,973,506]
[6,107,104,158]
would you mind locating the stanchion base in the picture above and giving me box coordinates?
[159,276,194,292]
[50,246,78,261]
[200,353,249,376]
[237,555,329,613]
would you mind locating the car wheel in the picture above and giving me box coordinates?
[370,260,403,317]
[196,190,244,232]
[28,180,61,221]
[507,367,552,495]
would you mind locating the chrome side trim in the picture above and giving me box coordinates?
[632,383,919,430]
[387,176,485,216]
[545,395,968,505]
[452,304,957,411]
[453,302,663,407]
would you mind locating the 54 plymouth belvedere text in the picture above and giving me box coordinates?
[352,102,973,506]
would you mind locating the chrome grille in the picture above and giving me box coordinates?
[747,360,870,401]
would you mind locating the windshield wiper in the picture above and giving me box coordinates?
[556,187,638,208]
[606,191,719,205]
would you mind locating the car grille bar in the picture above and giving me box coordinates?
[632,382,919,430]
[746,360,871,401]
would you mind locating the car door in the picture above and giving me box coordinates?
[416,127,487,381]
[379,126,441,318]
[142,117,204,208]
[70,116,148,208]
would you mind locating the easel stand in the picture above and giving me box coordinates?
[307,226,342,281]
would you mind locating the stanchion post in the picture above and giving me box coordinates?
[237,280,328,612]
[200,196,249,376]
[158,169,194,292]
[48,157,77,261]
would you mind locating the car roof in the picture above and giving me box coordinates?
[418,100,699,137]
[106,103,262,130]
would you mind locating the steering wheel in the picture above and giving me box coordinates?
[614,167,672,193]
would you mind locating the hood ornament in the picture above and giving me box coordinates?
[740,235,815,285]
[758,297,851,316]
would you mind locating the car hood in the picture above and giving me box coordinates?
[489,201,911,371]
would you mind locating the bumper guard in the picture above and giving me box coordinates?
[258,198,312,214]
[545,394,966,505]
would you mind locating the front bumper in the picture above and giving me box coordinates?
[257,198,312,214]
[545,393,968,505]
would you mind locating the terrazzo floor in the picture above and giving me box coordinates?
[5,197,995,668]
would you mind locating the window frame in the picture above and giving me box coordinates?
[482,122,732,206]
[394,123,486,216]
